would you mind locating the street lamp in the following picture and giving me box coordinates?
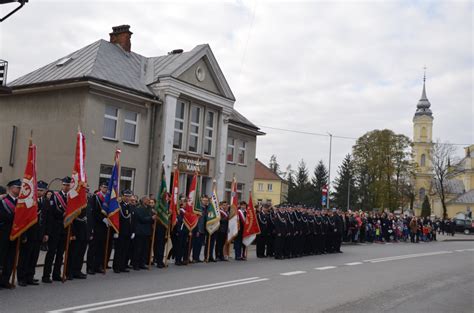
[1,0,28,22]
[327,132,333,209]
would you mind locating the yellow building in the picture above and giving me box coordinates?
[253,159,288,205]
[412,75,474,217]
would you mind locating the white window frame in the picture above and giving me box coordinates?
[227,138,235,163]
[173,100,188,151]
[257,183,264,192]
[123,110,139,144]
[238,140,247,165]
[120,167,136,192]
[203,109,217,156]
[103,105,119,140]
[267,183,273,192]
[188,104,202,154]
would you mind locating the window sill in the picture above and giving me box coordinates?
[103,137,119,142]
[123,141,139,147]
[237,163,247,167]
[227,161,236,165]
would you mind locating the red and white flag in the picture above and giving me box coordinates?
[170,168,180,229]
[183,173,198,231]
[64,130,87,227]
[10,142,38,240]
[226,175,239,242]
[242,191,260,247]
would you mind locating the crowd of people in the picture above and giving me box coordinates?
[0,177,452,290]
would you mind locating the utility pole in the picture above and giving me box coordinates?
[327,133,333,209]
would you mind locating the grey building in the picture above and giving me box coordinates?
[0,25,264,200]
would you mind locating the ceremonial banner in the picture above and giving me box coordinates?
[242,192,260,247]
[104,149,121,233]
[183,173,199,231]
[226,176,239,242]
[206,182,220,235]
[193,176,202,215]
[155,165,169,228]
[64,130,87,227]
[169,168,179,229]
[10,142,38,240]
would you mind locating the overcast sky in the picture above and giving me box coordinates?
[1,0,472,181]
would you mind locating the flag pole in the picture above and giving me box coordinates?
[205,230,211,262]
[10,239,21,287]
[149,220,157,269]
[62,225,72,282]
[103,227,110,274]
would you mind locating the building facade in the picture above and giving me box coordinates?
[0,25,263,199]
[411,76,473,217]
[253,159,288,206]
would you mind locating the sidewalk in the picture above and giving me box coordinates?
[438,233,474,242]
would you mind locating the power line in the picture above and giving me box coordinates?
[259,125,471,146]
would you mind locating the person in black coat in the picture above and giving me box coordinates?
[42,177,70,283]
[215,201,229,261]
[17,180,48,286]
[132,196,157,270]
[334,209,344,253]
[192,196,209,263]
[174,199,189,266]
[234,201,247,261]
[90,182,109,274]
[0,179,21,289]
[113,190,133,273]
[67,205,88,280]
[272,206,287,260]
[256,204,268,258]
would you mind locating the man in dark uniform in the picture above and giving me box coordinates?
[314,209,324,254]
[153,207,167,268]
[132,196,156,270]
[90,182,109,274]
[321,208,330,254]
[174,198,189,265]
[334,209,344,253]
[86,190,96,275]
[113,190,133,273]
[272,206,287,260]
[192,196,209,263]
[284,206,295,258]
[0,179,21,289]
[17,180,48,286]
[266,205,275,257]
[256,204,268,258]
[215,201,229,261]
[67,201,88,280]
[42,177,70,283]
[234,201,247,261]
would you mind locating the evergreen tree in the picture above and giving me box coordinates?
[268,155,281,175]
[421,195,431,217]
[286,166,296,204]
[294,159,311,205]
[333,154,356,210]
[311,160,328,208]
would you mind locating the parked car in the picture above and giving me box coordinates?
[454,218,474,235]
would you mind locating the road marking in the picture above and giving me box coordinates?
[315,266,337,270]
[49,277,263,313]
[455,248,474,252]
[364,251,453,263]
[280,271,306,276]
[344,262,363,266]
[75,278,269,312]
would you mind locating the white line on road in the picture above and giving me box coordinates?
[364,251,453,263]
[455,248,474,252]
[76,278,269,312]
[280,271,307,276]
[344,262,363,266]
[315,266,337,270]
[49,277,263,313]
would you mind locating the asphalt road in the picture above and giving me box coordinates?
[1,240,473,313]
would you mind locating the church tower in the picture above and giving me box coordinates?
[412,72,434,212]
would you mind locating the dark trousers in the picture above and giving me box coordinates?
[256,234,266,257]
[234,237,244,259]
[42,234,66,279]
[132,235,149,268]
[284,235,292,257]
[86,238,95,271]
[266,234,274,256]
[205,233,216,260]
[68,240,87,276]
[0,239,17,285]
[153,225,166,265]
[17,239,41,283]
[192,232,204,261]
[175,232,189,263]
[316,234,324,254]
[113,237,131,271]
[215,231,226,260]
[334,233,342,252]
[274,235,284,259]
[92,226,107,271]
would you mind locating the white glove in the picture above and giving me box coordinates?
[131,233,135,239]
[113,233,119,239]
[102,218,110,227]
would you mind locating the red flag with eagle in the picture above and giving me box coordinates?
[242,191,260,246]
[183,173,199,231]
[10,141,38,240]
[64,130,87,227]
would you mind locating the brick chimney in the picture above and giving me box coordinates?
[109,25,133,52]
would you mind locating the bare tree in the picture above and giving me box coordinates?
[430,141,456,219]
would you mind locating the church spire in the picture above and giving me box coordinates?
[415,67,432,117]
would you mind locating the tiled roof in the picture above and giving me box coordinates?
[255,159,283,181]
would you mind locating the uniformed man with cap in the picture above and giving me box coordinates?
[113,189,133,273]
[67,188,88,280]
[272,205,287,260]
[90,181,109,274]
[16,180,48,286]
[42,177,70,283]
[0,179,21,288]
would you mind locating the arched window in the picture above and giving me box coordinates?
[420,154,426,167]
[419,188,426,201]
[421,127,427,138]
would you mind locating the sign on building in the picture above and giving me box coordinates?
[177,154,210,176]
